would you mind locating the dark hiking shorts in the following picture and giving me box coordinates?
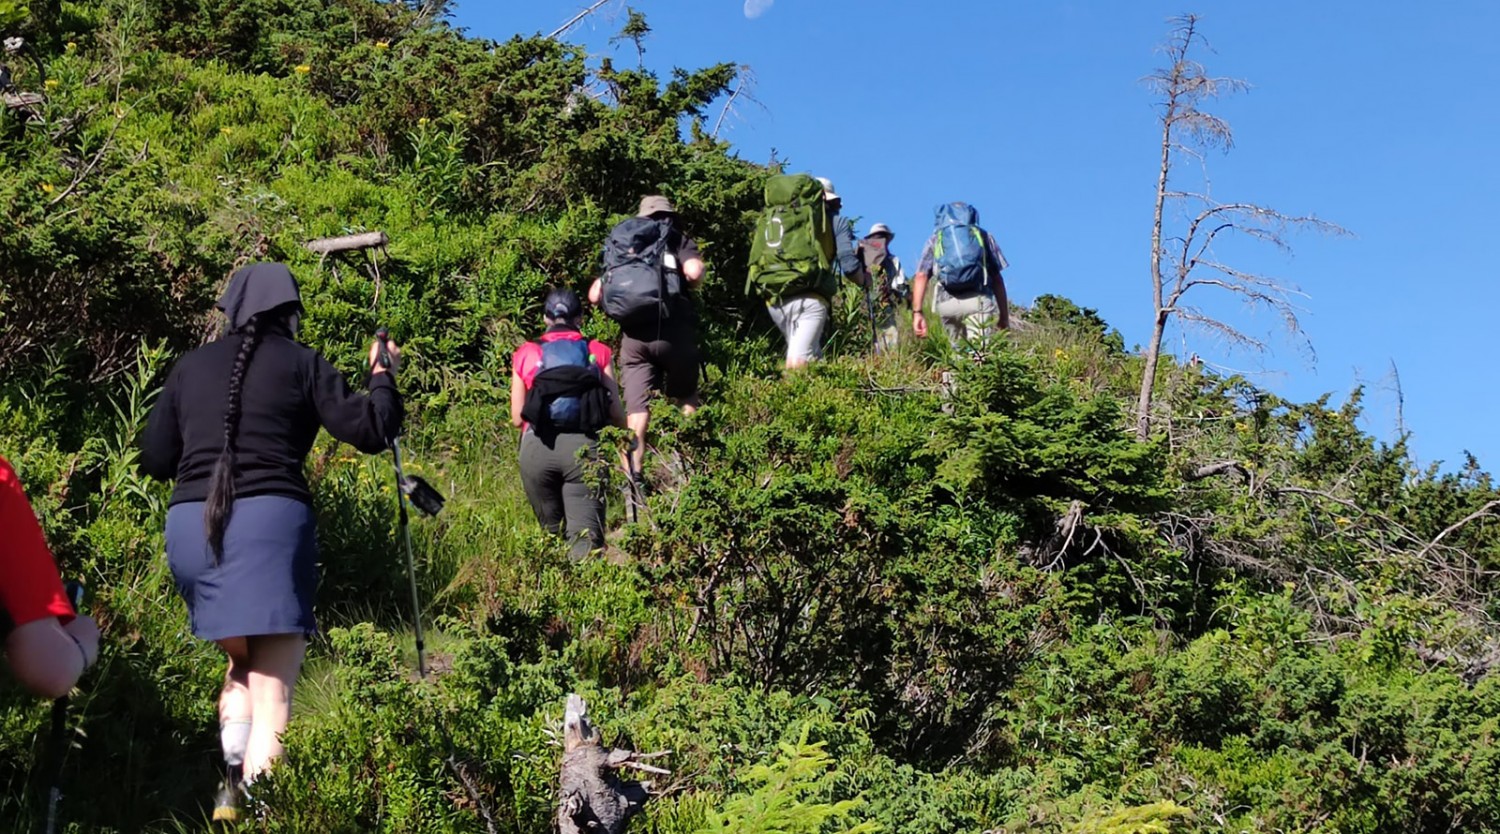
[620,320,700,414]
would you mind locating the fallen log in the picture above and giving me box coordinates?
[3,90,44,109]
[304,230,388,256]
[558,693,669,834]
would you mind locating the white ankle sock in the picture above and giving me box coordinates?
[221,720,252,769]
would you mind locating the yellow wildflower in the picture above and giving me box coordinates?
[1335,517,1351,526]
[294,64,311,75]
[417,117,429,126]
[375,40,390,50]
[44,79,59,90]
[40,182,54,194]
[1053,348,1068,360]
[220,126,232,135]
[65,42,77,52]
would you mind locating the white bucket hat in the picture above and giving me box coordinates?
[867,222,894,240]
[815,176,840,202]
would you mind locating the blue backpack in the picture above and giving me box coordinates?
[931,203,991,294]
[536,337,598,430]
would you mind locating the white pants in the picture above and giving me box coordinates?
[768,294,829,365]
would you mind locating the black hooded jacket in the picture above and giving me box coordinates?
[140,263,402,506]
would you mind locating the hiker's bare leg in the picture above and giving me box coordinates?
[244,633,306,780]
[216,637,253,775]
[627,411,649,474]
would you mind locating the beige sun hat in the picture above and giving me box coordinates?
[867,222,894,240]
[637,195,676,217]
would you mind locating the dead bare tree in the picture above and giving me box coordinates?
[1135,14,1346,440]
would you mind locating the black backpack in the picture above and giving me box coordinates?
[601,216,676,333]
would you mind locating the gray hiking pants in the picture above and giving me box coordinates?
[932,285,1001,348]
[873,302,900,353]
[519,430,605,562]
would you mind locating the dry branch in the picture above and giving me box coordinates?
[305,231,389,255]
[1185,461,1250,482]
[1416,500,1500,561]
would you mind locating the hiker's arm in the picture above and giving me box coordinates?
[0,463,98,698]
[600,362,627,428]
[5,616,98,699]
[139,365,183,480]
[677,235,706,285]
[986,233,1011,329]
[310,350,403,453]
[834,218,861,278]
[510,365,527,428]
[992,270,1011,330]
[682,256,705,284]
[911,271,930,338]
[587,277,603,306]
[849,243,870,288]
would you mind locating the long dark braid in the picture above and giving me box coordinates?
[204,315,263,560]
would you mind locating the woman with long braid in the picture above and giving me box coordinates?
[141,262,402,821]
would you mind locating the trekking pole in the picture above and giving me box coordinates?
[624,438,640,526]
[375,328,426,679]
[854,243,878,354]
[44,580,84,834]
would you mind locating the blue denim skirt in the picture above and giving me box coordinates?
[166,495,318,641]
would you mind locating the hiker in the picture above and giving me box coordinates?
[747,173,861,369]
[859,222,908,352]
[588,195,705,488]
[910,202,1010,347]
[0,455,100,700]
[140,262,403,822]
[818,177,865,288]
[510,288,626,562]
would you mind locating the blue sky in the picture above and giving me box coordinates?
[454,1,1500,470]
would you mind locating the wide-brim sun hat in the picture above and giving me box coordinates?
[868,222,894,240]
[815,177,840,202]
[638,195,676,217]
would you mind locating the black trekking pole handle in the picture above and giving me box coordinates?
[374,327,394,370]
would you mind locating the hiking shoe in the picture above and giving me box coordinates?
[211,780,241,823]
[212,766,244,824]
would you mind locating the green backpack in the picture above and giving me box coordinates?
[746,173,837,302]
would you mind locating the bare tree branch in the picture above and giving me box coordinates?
[711,65,765,139]
[1416,500,1500,562]
[549,0,614,40]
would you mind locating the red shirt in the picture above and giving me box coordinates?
[512,330,613,390]
[0,456,72,627]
